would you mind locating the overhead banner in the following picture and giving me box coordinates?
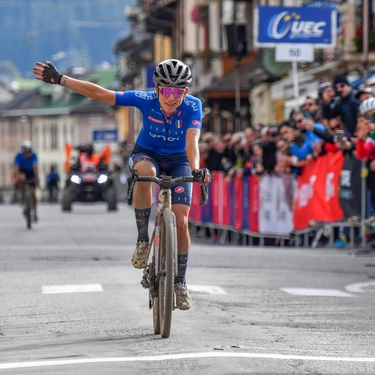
[254,6,337,47]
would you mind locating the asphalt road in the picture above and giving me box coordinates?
[0,202,374,375]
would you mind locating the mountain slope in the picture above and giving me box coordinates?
[0,0,135,79]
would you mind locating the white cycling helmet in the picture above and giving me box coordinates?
[21,140,32,152]
[153,59,192,88]
[359,97,375,115]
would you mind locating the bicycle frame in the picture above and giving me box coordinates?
[127,170,208,338]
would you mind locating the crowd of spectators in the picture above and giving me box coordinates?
[199,73,375,248]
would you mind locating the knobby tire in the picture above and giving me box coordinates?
[158,209,176,338]
[151,229,161,335]
[25,187,32,230]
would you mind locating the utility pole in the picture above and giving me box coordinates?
[363,0,369,83]
[361,0,369,250]
[234,56,241,132]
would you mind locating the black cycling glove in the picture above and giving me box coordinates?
[42,62,62,85]
[192,168,210,182]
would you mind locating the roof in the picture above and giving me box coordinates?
[200,59,261,99]
[0,67,117,117]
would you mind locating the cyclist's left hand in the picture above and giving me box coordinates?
[34,61,62,84]
[192,168,211,184]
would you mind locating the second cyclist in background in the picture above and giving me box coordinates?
[14,140,40,221]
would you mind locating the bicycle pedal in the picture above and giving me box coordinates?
[140,278,149,289]
[140,267,150,289]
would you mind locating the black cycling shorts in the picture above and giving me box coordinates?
[20,170,36,188]
[129,145,192,206]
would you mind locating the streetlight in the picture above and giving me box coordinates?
[20,115,32,141]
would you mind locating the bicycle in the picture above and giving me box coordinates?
[127,170,209,338]
[21,178,36,230]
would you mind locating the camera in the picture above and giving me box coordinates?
[302,111,310,119]
[336,130,345,145]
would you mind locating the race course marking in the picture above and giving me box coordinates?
[345,281,375,293]
[42,284,103,294]
[280,288,354,297]
[188,285,227,295]
[1,352,375,370]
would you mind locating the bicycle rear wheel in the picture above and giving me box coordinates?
[157,208,176,338]
[25,187,32,230]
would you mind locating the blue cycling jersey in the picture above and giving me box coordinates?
[14,152,38,172]
[115,90,202,155]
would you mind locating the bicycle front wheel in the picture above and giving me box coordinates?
[25,187,32,230]
[157,208,176,338]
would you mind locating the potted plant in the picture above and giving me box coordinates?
[190,4,209,24]
[199,48,219,60]
[353,25,375,52]
[179,50,195,63]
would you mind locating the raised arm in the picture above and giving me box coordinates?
[33,61,116,105]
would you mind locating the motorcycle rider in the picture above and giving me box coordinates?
[79,144,101,172]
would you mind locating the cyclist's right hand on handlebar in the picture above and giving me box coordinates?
[192,168,211,184]
[40,61,62,85]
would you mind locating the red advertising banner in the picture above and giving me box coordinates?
[189,182,201,221]
[234,176,244,229]
[293,164,314,230]
[250,175,259,232]
[211,171,231,225]
[211,171,221,224]
[293,153,344,230]
[222,175,231,226]
[310,152,344,222]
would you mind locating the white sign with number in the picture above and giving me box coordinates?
[275,44,314,62]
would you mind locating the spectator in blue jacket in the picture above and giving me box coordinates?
[321,74,360,138]
[46,165,60,202]
[278,122,316,170]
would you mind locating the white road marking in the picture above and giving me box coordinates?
[345,281,375,293]
[188,285,227,295]
[280,288,354,297]
[42,284,103,294]
[0,352,375,370]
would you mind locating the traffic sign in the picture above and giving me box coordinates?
[275,44,314,62]
[93,130,118,143]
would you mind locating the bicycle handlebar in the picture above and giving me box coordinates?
[127,170,209,207]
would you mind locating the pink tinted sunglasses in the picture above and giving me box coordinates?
[159,87,185,99]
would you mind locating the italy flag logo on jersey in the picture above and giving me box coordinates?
[175,120,182,128]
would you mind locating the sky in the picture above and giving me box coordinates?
[0,0,135,80]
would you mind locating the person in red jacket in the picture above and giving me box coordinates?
[355,97,375,162]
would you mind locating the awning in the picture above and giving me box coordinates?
[144,1,176,36]
[349,71,375,88]
[200,59,259,99]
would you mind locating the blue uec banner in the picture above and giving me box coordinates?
[255,6,336,47]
